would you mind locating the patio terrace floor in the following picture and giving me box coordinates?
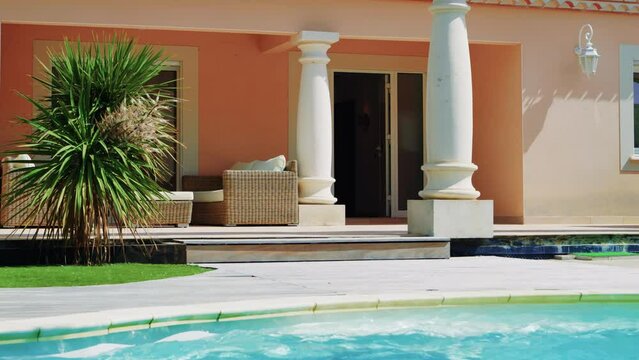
[1,223,639,332]
[3,223,639,240]
[0,256,639,321]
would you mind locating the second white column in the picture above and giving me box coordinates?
[419,0,480,200]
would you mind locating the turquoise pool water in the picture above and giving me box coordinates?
[2,303,639,359]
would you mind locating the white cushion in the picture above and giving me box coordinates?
[230,161,252,170]
[230,155,286,171]
[161,191,193,201]
[13,154,35,169]
[252,155,286,171]
[193,190,223,203]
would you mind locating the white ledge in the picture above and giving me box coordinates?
[292,31,339,45]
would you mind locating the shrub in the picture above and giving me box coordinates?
[2,35,178,264]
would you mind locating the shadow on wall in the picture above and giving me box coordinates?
[519,30,621,155]
[467,42,620,221]
[517,38,635,219]
[522,87,617,153]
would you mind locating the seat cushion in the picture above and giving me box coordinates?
[161,191,194,201]
[230,155,286,171]
[193,189,224,203]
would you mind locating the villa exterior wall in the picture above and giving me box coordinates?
[0,24,524,222]
[466,7,639,224]
[470,43,523,224]
[0,0,638,223]
[0,24,290,176]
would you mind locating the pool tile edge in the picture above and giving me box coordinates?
[2,290,639,345]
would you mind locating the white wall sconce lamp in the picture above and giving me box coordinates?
[575,24,600,78]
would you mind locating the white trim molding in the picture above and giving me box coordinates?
[619,44,639,171]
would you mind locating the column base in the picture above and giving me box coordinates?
[299,204,345,226]
[419,162,480,200]
[298,177,337,204]
[408,199,493,238]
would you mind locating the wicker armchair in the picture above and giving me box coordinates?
[0,170,50,228]
[184,160,299,226]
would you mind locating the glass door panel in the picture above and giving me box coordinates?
[334,72,388,217]
[396,73,424,212]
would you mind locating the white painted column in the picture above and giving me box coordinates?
[419,0,480,200]
[294,31,339,204]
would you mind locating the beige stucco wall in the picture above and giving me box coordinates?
[467,8,639,224]
[2,0,639,223]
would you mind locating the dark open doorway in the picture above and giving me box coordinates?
[334,72,388,217]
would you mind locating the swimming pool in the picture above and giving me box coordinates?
[2,302,638,359]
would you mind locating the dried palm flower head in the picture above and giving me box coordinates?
[98,94,176,153]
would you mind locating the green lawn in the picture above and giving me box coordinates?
[0,264,211,288]
[572,251,638,258]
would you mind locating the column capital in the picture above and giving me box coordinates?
[292,31,339,46]
[430,0,470,14]
[294,31,339,65]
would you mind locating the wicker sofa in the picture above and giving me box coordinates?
[184,160,299,226]
[0,155,51,227]
[0,169,50,227]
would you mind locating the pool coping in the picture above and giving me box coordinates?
[2,289,639,344]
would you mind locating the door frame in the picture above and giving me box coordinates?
[288,53,428,217]
[329,69,427,218]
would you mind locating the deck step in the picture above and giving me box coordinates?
[181,236,450,263]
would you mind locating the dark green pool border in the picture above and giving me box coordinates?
[452,235,639,257]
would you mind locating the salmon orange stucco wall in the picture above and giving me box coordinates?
[471,43,524,223]
[0,24,290,176]
[0,24,433,176]
[0,25,431,176]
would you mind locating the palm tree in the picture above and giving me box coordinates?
[1,35,178,265]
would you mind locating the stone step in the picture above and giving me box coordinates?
[181,236,450,263]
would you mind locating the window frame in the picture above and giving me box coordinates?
[619,45,639,171]
[152,63,182,191]
[33,41,199,188]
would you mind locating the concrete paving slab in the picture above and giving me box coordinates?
[0,256,638,321]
